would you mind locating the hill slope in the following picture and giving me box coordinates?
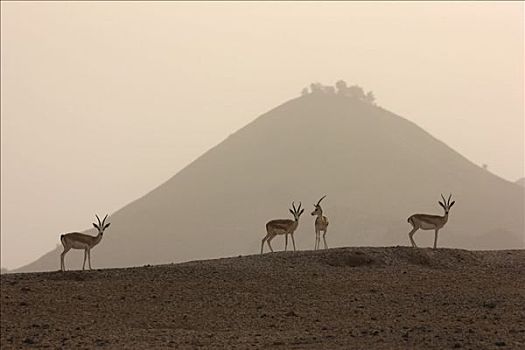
[17,94,524,272]
[2,247,524,349]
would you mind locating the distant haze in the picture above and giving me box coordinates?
[1,2,524,270]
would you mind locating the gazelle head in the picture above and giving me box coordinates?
[92,214,111,235]
[438,194,455,215]
[311,195,326,216]
[289,201,305,221]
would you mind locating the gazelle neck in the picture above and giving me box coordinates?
[93,232,104,246]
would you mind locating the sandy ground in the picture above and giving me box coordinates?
[1,246,524,349]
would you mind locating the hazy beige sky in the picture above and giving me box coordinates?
[1,2,523,269]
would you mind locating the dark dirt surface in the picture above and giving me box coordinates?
[1,247,524,349]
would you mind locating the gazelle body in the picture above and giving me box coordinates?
[407,194,455,249]
[311,195,329,250]
[261,202,304,254]
[60,215,111,271]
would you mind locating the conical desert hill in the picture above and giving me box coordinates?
[16,93,524,272]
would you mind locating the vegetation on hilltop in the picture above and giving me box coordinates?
[301,79,376,105]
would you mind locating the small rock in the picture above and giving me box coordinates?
[483,301,497,309]
[495,341,506,347]
[23,338,35,344]
[285,310,298,317]
[95,338,109,346]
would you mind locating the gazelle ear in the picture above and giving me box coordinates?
[449,201,455,208]
[104,223,111,229]
[299,209,305,216]
[289,209,294,215]
[93,223,100,230]
[438,201,446,210]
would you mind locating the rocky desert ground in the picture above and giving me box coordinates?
[1,247,524,349]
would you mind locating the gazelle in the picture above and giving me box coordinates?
[261,202,304,254]
[407,194,455,249]
[311,195,329,250]
[60,215,111,271]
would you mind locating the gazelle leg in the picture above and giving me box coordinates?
[408,228,418,248]
[88,249,92,270]
[291,233,296,251]
[267,235,275,253]
[60,248,70,272]
[433,229,439,249]
[82,250,88,270]
[315,231,320,250]
[261,234,270,254]
[285,234,288,251]
[323,230,328,249]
